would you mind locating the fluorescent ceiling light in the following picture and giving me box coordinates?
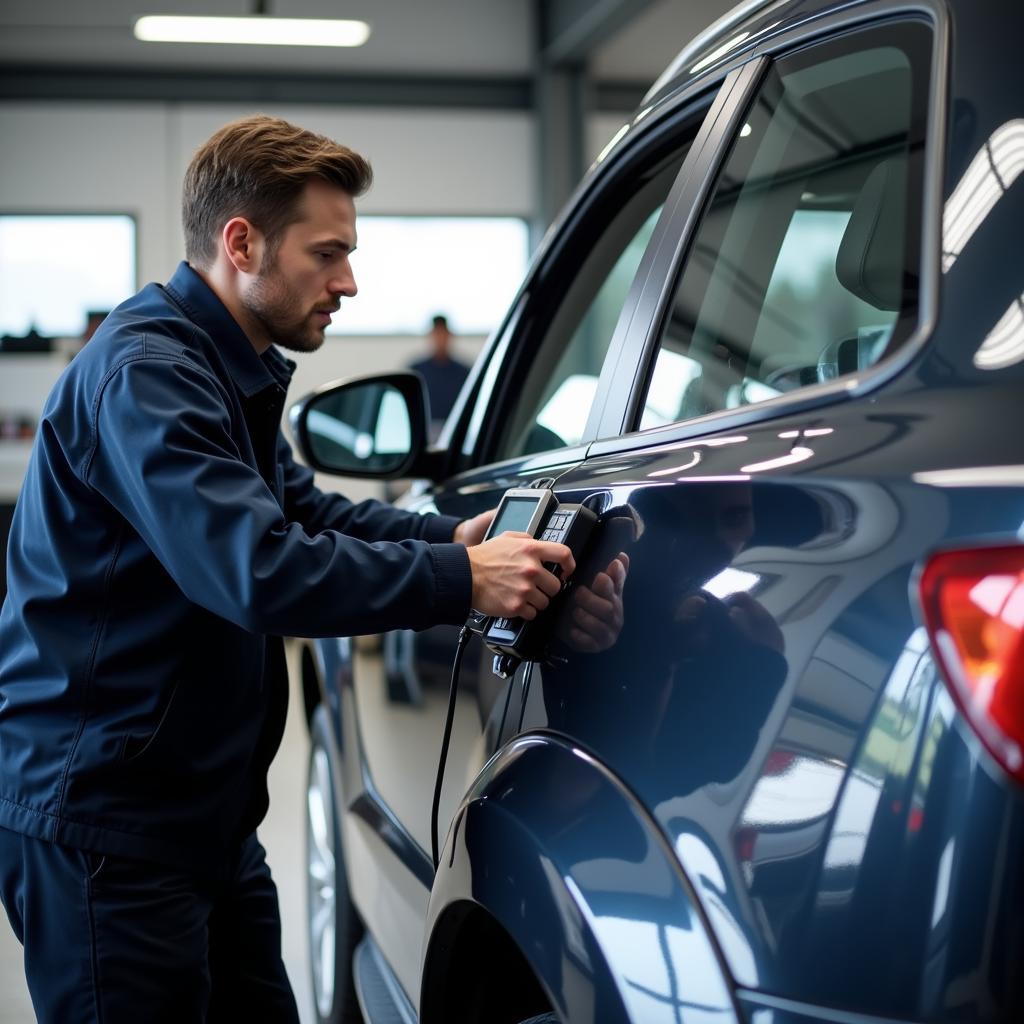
[134,15,371,47]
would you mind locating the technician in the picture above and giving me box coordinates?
[0,114,572,1023]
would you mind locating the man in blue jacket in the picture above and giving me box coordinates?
[0,114,573,1023]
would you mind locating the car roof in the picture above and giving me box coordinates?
[643,0,793,105]
[639,0,945,108]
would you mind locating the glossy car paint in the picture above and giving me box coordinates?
[298,0,1024,1021]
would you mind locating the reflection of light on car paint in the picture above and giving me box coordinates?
[912,465,1024,487]
[741,755,845,827]
[703,567,760,599]
[644,1,777,100]
[690,30,750,74]
[666,474,751,483]
[632,104,655,127]
[582,915,695,1022]
[973,294,1024,369]
[740,446,813,474]
[648,451,702,477]
[821,628,929,883]
[931,838,956,928]
[684,889,760,989]
[676,832,727,892]
[643,433,751,477]
[886,626,932,705]
[822,769,884,873]
[579,848,740,1016]
[778,427,833,439]
[549,867,590,966]
[595,123,630,164]
[943,119,1024,272]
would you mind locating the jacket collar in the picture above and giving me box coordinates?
[164,262,296,397]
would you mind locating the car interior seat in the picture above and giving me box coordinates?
[818,155,909,381]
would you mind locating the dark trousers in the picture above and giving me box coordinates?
[0,827,299,1023]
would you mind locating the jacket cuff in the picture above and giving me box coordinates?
[430,543,473,623]
[421,513,461,544]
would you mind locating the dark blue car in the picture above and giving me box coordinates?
[289,0,1024,1020]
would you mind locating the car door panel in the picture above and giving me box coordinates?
[509,375,1024,1015]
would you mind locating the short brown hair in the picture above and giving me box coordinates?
[182,114,372,269]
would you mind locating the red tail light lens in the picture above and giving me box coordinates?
[918,545,1024,783]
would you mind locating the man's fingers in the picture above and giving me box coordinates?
[569,628,600,653]
[608,555,629,589]
[534,541,574,577]
[536,569,562,599]
[573,587,614,619]
[572,605,606,635]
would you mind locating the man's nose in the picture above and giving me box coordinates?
[328,268,357,298]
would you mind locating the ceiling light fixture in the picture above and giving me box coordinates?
[134,14,371,48]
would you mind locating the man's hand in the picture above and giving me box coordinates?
[467,532,575,620]
[560,553,629,654]
[453,509,496,547]
[724,592,785,654]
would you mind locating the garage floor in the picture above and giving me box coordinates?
[0,640,316,1023]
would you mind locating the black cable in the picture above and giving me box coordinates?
[516,660,534,734]
[495,670,516,747]
[431,625,471,870]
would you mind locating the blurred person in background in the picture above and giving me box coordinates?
[408,313,470,440]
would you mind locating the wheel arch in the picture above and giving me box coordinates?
[420,733,740,1024]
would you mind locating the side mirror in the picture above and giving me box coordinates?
[289,372,429,479]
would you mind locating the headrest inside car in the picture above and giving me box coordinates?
[835,156,907,312]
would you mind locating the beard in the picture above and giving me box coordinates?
[243,264,332,354]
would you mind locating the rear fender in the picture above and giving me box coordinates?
[422,733,739,1024]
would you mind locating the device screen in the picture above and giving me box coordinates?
[490,496,542,536]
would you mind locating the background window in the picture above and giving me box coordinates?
[328,216,529,336]
[0,214,136,339]
[639,23,931,431]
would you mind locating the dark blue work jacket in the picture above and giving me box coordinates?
[0,262,471,872]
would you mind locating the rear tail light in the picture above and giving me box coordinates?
[918,545,1024,783]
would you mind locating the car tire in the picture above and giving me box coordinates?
[307,704,364,1024]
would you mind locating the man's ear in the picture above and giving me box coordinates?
[222,217,264,274]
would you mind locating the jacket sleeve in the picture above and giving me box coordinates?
[84,353,472,637]
[276,432,459,544]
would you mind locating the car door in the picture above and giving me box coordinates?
[506,7,1001,1020]
[340,82,743,1003]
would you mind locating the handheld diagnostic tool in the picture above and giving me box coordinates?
[435,488,596,865]
[467,487,596,671]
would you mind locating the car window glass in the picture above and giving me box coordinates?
[495,143,692,460]
[638,23,931,431]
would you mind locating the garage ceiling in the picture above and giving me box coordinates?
[0,0,736,89]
